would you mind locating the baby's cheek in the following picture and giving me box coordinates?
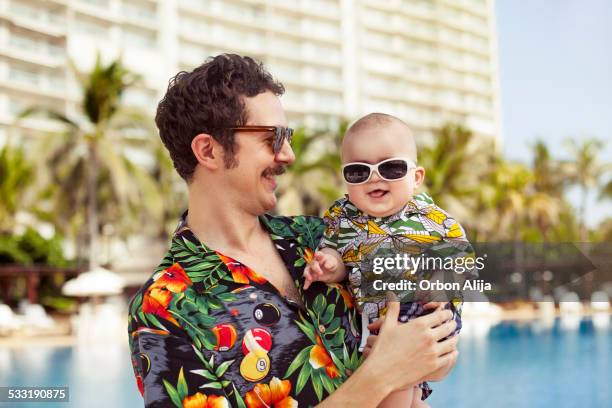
[346,185,364,202]
[346,185,369,209]
[389,180,414,201]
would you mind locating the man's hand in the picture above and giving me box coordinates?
[422,349,458,381]
[316,297,459,407]
[420,301,459,381]
[363,297,459,392]
[303,249,346,289]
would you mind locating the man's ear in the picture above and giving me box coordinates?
[414,166,426,188]
[191,133,220,170]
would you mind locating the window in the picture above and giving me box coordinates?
[74,16,110,38]
[9,32,42,54]
[79,0,109,8]
[122,0,157,22]
[224,2,264,21]
[123,27,157,48]
[9,99,26,116]
[179,43,210,64]
[48,73,67,91]
[9,66,40,87]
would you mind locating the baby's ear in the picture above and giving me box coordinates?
[414,166,426,187]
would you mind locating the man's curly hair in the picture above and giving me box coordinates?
[155,54,285,182]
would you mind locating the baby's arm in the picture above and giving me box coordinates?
[303,248,347,289]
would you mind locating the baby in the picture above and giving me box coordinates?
[304,113,475,407]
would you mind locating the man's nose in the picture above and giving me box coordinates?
[275,139,295,164]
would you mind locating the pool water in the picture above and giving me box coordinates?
[1,317,610,407]
[0,343,142,408]
[429,316,611,408]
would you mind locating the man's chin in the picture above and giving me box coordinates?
[260,192,277,213]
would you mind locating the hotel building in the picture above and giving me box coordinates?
[0,0,501,144]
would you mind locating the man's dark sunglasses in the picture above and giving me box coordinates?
[229,126,294,154]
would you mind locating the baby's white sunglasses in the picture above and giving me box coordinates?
[341,157,416,185]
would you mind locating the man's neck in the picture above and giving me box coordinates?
[186,189,266,255]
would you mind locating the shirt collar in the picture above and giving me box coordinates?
[172,211,292,247]
[343,192,434,222]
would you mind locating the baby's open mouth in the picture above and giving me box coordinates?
[368,189,388,198]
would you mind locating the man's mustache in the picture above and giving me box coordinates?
[263,166,286,177]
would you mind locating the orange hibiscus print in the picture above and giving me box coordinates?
[183,392,229,408]
[245,377,297,408]
[309,336,340,379]
[153,263,192,292]
[328,283,354,309]
[142,263,192,326]
[303,247,315,264]
[217,253,267,285]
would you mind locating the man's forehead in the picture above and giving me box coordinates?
[243,91,287,126]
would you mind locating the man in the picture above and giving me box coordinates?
[128,54,458,407]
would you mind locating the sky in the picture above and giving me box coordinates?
[494,0,612,227]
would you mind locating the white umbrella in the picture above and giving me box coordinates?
[62,267,125,297]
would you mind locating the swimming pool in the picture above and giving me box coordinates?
[0,343,141,408]
[1,316,610,407]
[429,315,611,408]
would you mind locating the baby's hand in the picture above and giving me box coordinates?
[303,251,342,289]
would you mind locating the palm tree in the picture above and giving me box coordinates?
[149,141,188,239]
[531,139,565,197]
[562,138,607,241]
[0,145,35,233]
[419,123,494,231]
[491,160,533,240]
[277,122,347,216]
[601,178,612,201]
[20,55,161,268]
[526,139,566,240]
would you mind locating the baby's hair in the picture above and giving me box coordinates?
[345,113,417,162]
[347,112,408,134]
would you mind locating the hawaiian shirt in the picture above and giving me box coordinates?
[319,192,476,312]
[318,192,475,400]
[128,213,361,408]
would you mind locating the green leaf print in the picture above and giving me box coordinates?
[232,384,247,408]
[290,216,325,249]
[168,309,216,350]
[323,317,341,335]
[145,313,168,331]
[319,371,336,396]
[181,236,201,254]
[162,379,183,408]
[295,362,313,395]
[129,292,142,317]
[285,345,313,377]
[264,217,294,238]
[295,318,317,344]
[177,367,188,401]
[321,304,336,325]
[200,381,223,389]
[311,370,324,401]
[190,369,217,381]
[312,294,327,315]
[215,360,235,377]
